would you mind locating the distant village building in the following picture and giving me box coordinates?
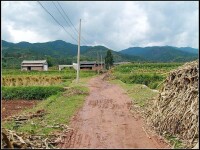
[58,65,73,71]
[21,60,48,71]
[73,61,104,71]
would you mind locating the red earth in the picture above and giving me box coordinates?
[1,100,39,120]
[59,75,170,149]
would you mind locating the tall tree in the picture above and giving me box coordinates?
[105,50,114,70]
[46,56,54,67]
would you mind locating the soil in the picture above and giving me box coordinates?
[1,100,39,120]
[60,75,170,149]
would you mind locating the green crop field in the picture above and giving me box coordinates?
[112,62,183,89]
[2,67,97,100]
[2,67,96,139]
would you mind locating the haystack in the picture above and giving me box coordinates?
[147,60,199,148]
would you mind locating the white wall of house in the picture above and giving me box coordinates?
[44,64,48,71]
[73,63,78,70]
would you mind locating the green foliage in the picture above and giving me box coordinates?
[112,62,183,89]
[46,56,54,67]
[2,86,64,100]
[120,46,198,62]
[2,69,96,78]
[105,50,114,70]
[2,40,141,69]
[115,73,164,89]
[3,81,89,136]
[165,134,184,149]
[111,80,158,107]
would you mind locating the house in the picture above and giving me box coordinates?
[21,60,48,71]
[73,61,104,70]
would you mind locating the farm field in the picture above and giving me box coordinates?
[1,62,196,149]
[2,66,96,148]
[112,62,183,89]
[2,100,39,120]
[2,68,96,127]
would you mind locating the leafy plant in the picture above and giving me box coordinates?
[2,86,64,100]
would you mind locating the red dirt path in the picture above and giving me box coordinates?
[1,100,38,120]
[60,75,170,149]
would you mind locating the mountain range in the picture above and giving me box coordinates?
[1,40,198,68]
[120,46,198,62]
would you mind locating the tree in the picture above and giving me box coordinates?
[46,56,54,67]
[105,50,114,70]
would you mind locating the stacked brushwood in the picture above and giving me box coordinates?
[146,60,199,148]
[1,110,74,149]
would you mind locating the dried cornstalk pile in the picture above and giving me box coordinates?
[146,60,199,148]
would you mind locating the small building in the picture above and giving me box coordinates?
[73,61,104,70]
[21,60,48,71]
[58,65,73,71]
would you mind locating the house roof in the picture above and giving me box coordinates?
[21,64,44,67]
[80,65,94,67]
[21,60,47,64]
[80,61,97,65]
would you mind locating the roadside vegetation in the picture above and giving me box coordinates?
[2,68,96,139]
[3,80,89,136]
[109,62,185,148]
[110,80,158,107]
[112,62,183,89]
[2,86,64,100]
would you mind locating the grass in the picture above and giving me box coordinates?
[110,80,158,107]
[2,68,96,136]
[2,86,64,100]
[165,134,184,149]
[2,78,89,136]
[110,63,185,149]
[112,62,183,89]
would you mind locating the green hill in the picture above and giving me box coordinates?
[2,40,198,69]
[2,40,142,68]
[119,46,198,62]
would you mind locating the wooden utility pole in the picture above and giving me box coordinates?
[97,52,100,74]
[76,19,81,83]
[101,52,103,70]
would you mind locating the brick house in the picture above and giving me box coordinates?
[73,61,104,70]
[21,60,48,71]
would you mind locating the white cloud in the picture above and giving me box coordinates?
[1,1,199,50]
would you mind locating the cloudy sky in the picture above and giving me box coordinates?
[1,1,199,51]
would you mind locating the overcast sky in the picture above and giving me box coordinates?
[1,1,199,51]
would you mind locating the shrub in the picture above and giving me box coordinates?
[2,86,64,100]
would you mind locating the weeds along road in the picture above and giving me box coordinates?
[60,75,169,149]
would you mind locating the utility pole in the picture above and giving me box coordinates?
[101,51,103,70]
[76,19,81,83]
[98,52,100,74]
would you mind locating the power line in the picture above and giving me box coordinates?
[37,1,78,43]
[56,1,89,45]
[57,1,78,33]
[52,1,78,37]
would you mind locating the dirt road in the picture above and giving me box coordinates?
[60,75,169,148]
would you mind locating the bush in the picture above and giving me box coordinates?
[115,73,164,89]
[2,86,64,100]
